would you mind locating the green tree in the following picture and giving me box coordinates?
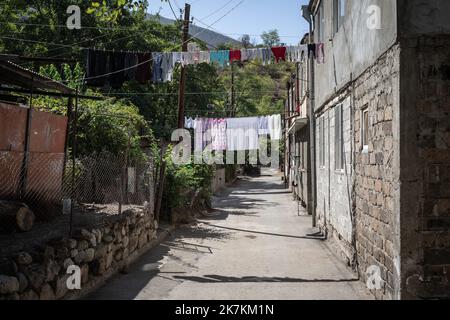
[240,34,251,49]
[261,29,281,47]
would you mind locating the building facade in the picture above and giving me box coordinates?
[305,0,450,299]
[285,35,311,211]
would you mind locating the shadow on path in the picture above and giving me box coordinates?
[199,222,325,241]
[173,274,359,283]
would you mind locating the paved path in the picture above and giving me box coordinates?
[88,168,373,300]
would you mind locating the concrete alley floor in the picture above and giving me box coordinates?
[87,168,373,300]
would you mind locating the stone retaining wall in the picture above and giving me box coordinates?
[0,204,157,300]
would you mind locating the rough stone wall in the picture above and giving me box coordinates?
[353,44,401,300]
[0,205,156,300]
[400,35,450,299]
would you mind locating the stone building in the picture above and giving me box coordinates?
[285,35,311,211]
[303,0,450,299]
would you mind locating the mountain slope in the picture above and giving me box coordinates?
[147,15,241,49]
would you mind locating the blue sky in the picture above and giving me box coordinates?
[148,0,310,45]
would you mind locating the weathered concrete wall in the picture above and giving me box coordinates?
[290,127,310,209]
[315,93,353,258]
[397,0,450,36]
[353,44,401,300]
[0,205,157,300]
[313,0,397,110]
[212,168,226,194]
[399,35,450,299]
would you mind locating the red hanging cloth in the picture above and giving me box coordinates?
[271,46,287,63]
[229,50,242,62]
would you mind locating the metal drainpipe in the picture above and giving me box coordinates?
[305,12,317,228]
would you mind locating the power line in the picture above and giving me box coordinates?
[101,90,284,96]
[199,0,238,21]
[71,0,247,84]
[0,21,138,31]
[2,0,249,84]
[0,35,79,49]
[167,0,181,22]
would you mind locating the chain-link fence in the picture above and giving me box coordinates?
[64,151,156,230]
[0,100,155,243]
[0,149,156,236]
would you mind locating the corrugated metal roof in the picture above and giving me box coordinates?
[0,60,75,94]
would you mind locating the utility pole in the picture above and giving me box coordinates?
[177,3,191,129]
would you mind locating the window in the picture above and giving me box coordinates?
[333,0,346,34]
[334,104,344,170]
[316,1,325,42]
[361,107,369,153]
[319,115,325,168]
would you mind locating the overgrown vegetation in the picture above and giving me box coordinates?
[0,0,293,218]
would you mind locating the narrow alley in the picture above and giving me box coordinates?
[88,169,372,300]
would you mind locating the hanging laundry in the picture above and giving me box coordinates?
[299,44,308,62]
[185,117,194,129]
[173,52,182,66]
[246,48,258,62]
[161,52,174,82]
[152,52,164,83]
[271,46,287,63]
[241,49,249,62]
[192,51,201,64]
[287,45,303,62]
[286,46,295,62]
[316,43,325,64]
[229,49,241,63]
[211,118,227,151]
[181,52,194,66]
[108,51,126,89]
[193,118,205,153]
[268,114,282,140]
[308,44,316,59]
[124,52,138,81]
[254,48,264,63]
[135,52,152,84]
[210,50,230,67]
[86,49,109,87]
[203,118,214,150]
[226,117,260,151]
[258,116,270,135]
[199,51,210,64]
[262,48,272,65]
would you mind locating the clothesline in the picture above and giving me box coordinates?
[85,43,325,88]
[184,114,282,152]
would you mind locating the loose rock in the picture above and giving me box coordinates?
[15,252,32,266]
[0,275,19,294]
[39,284,56,300]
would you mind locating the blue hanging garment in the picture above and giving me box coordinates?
[152,52,164,83]
[210,50,230,67]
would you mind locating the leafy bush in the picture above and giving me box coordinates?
[163,146,215,209]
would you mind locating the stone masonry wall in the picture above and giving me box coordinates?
[400,35,450,299]
[353,44,401,300]
[0,204,157,300]
[315,43,402,300]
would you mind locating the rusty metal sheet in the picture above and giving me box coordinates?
[29,110,68,154]
[0,151,23,199]
[26,152,65,204]
[0,102,27,152]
